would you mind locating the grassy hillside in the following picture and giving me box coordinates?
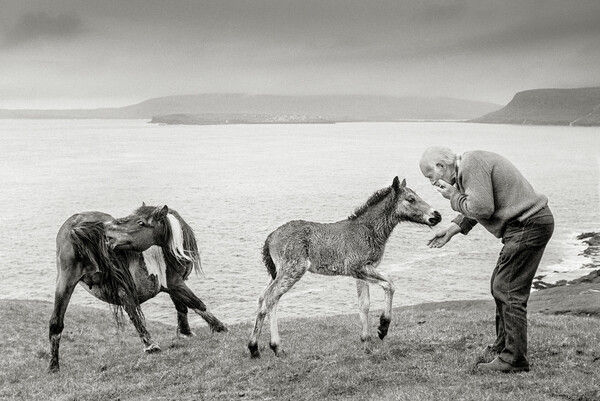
[2,283,600,401]
[0,94,500,121]
[471,87,600,126]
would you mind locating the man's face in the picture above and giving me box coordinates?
[420,160,455,187]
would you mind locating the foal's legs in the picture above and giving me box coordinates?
[355,265,396,340]
[248,263,306,358]
[356,279,371,342]
[248,279,276,358]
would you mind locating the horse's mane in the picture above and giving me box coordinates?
[348,186,397,220]
[135,205,202,278]
[70,222,143,327]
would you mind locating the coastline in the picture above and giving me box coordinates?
[528,232,600,317]
[533,232,600,290]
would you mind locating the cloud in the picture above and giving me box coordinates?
[3,11,84,48]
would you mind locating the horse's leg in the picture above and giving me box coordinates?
[165,277,228,333]
[356,279,372,343]
[118,289,160,353]
[48,260,82,373]
[168,294,196,338]
[356,265,395,340]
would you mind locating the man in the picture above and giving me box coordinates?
[419,146,554,373]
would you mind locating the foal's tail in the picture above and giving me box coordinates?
[262,240,277,279]
[70,221,143,326]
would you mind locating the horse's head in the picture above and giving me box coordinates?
[392,177,441,226]
[105,204,170,251]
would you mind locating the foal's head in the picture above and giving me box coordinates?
[105,204,172,252]
[392,177,441,226]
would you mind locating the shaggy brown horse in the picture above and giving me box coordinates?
[48,204,226,373]
[248,177,441,358]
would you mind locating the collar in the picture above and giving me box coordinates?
[454,153,461,182]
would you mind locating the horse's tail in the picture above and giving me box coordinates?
[70,221,109,274]
[158,209,202,280]
[70,221,143,326]
[262,239,277,279]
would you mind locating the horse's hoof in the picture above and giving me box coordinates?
[248,342,260,359]
[47,364,59,374]
[177,330,197,339]
[144,343,162,353]
[360,335,372,343]
[211,324,228,333]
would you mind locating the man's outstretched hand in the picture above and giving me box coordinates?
[427,223,462,248]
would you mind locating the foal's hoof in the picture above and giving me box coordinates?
[378,316,391,340]
[360,335,373,343]
[360,336,374,354]
[248,342,261,359]
[144,343,162,353]
[270,342,286,357]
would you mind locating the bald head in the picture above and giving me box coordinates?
[419,146,457,186]
[420,146,456,171]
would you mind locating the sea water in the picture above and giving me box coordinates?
[0,119,598,326]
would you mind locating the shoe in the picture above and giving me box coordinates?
[471,345,499,367]
[481,345,500,362]
[477,357,529,373]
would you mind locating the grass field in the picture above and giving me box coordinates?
[2,281,600,401]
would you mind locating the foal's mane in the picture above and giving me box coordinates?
[348,185,397,220]
[135,205,202,277]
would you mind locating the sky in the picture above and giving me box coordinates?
[1,0,599,109]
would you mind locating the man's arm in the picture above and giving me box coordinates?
[451,214,478,235]
[450,159,495,220]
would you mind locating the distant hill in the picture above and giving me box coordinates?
[0,94,500,121]
[470,87,600,126]
[150,113,335,125]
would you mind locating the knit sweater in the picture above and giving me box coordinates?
[450,150,548,238]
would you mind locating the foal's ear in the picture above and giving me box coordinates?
[401,178,407,188]
[392,176,400,191]
[142,201,146,207]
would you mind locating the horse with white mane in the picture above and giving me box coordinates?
[48,204,226,373]
[248,177,441,358]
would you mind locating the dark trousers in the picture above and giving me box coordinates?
[491,206,554,368]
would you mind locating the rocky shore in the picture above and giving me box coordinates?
[533,232,600,290]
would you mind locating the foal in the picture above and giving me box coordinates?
[248,177,441,358]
